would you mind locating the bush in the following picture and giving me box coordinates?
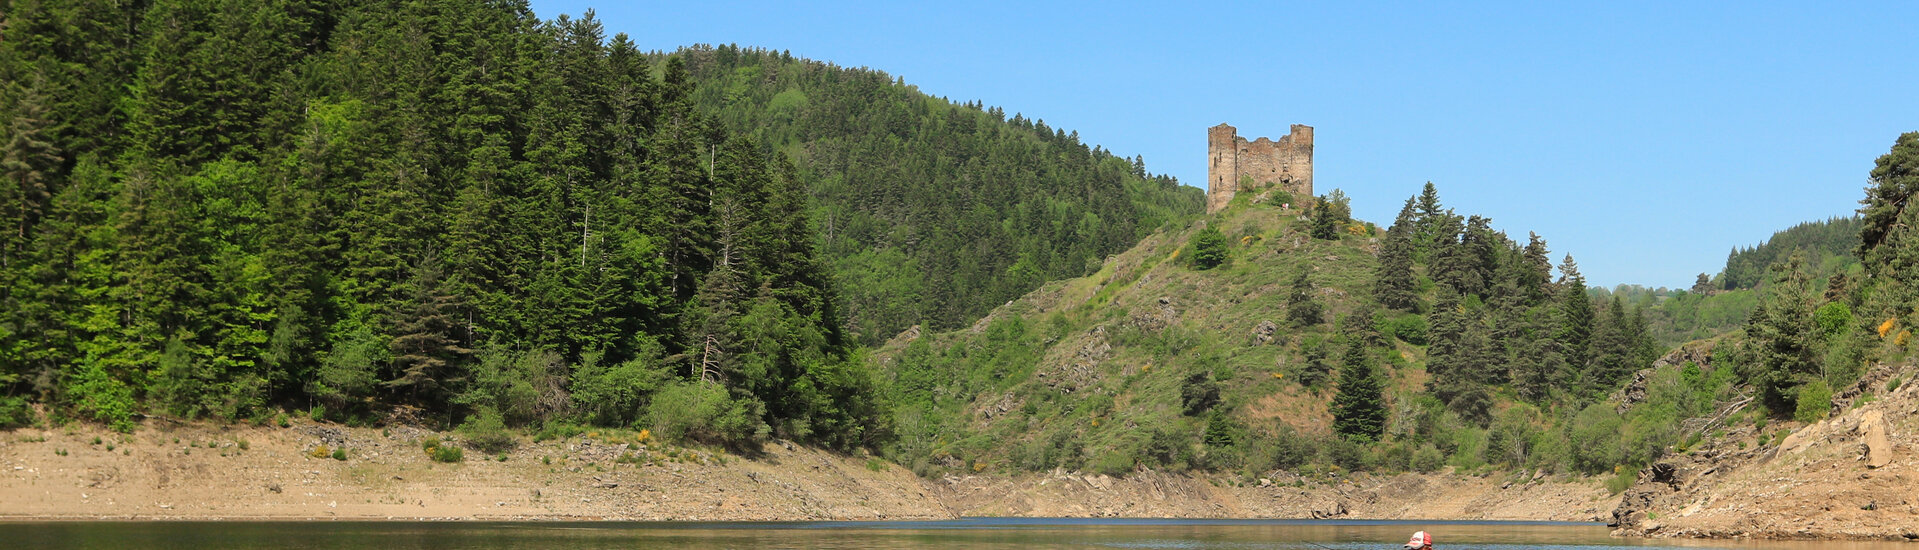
[1606,468,1637,494]
[1888,376,1903,393]
[1795,380,1833,423]
[66,359,137,432]
[422,438,464,462]
[1813,302,1852,339]
[645,382,769,447]
[309,445,331,459]
[459,408,516,453]
[1270,425,1315,470]
[1188,227,1229,270]
[1568,403,1625,474]
[0,396,35,429]
[1376,314,1429,345]
[331,447,348,461]
[1322,436,1370,472]
[1405,443,1442,473]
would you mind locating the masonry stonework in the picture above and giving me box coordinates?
[1206,123,1313,213]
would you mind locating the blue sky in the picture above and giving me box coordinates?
[528,1,1919,288]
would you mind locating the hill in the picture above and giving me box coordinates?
[874,182,1677,484]
[671,45,1201,345]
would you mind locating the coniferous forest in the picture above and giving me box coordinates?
[0,1,1193,447]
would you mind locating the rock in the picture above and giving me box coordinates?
[1251,320,1279,346]
[1859,410,1893,468]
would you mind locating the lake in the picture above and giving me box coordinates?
[0,518,1905,549]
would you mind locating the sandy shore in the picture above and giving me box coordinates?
[2,419,1612,523]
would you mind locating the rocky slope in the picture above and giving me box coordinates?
[1609,360,1919,541]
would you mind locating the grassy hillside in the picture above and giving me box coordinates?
[875,183,1680,484]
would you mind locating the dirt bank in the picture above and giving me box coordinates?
[1,419,1610,522]
[1609,363,1919,541]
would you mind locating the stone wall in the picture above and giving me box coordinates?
[1206,123,1313,213]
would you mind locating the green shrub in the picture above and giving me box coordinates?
[1268,190,1295,207]
[1813,302,1852,338]
[1188,226,1229,270]
[1270,425,1314,470]
[645,382,769,447]
[423,438,463,462]
[1377,314,1429,345]
[1568,403,1624,474]
[1088,451,1134,477]
[1411,444,1446,473]
[534,422,587,442]
[0,396,36,429]
[1888,376,1903,393]
[66,360,137,432]
[1606,468,1637,494]
[331,447,348,461]
[1322,436,1370,472]
[458,408,516,453]
[1795,380,1832,423]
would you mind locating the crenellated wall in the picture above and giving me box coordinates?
[1206,123,1313,213]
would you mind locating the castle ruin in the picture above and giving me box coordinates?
[1206,123,1313,213]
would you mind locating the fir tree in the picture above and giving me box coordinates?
[1375,198,1418,311]
[1331,339,1386,441]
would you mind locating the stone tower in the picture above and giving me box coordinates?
[1206,123,1313,213]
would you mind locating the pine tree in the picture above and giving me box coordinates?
[1859,132,1919,260]
[1375,198,1418,311]
[1287,270,1323,326]
[1554,254,1593,381]
[1309,190,1350,240]
[385,258,472,407]
[1745,252,1818,415]
[1331,339,1386,441]
[1,75,63,269]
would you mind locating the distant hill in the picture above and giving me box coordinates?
[1717,216,1861,290]
[673,45,1202,345]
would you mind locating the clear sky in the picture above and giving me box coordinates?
[527,1,1919,289]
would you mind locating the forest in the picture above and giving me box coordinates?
[0,0,1192,450]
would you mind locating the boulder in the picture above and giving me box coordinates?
[1859,409,1893,468]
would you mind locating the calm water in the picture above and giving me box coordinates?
[0,518,1906,550]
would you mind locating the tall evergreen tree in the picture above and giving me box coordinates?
[1744,252,1819,414]
[1375,198,1418,311]
[1331,339,1386,441]
[1554,254,1594,381]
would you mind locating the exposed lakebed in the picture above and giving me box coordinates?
[3,519,1910,550]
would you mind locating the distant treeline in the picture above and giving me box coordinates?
[1717,216,1860,290]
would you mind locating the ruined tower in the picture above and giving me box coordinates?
[1206,123,1313,213]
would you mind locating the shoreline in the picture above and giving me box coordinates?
[10,418,1903,541]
